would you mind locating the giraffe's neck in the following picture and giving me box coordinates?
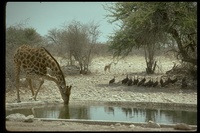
[43,48,66,86]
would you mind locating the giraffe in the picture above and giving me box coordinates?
[13,45,71,104]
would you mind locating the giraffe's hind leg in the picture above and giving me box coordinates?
[15,63,21,103]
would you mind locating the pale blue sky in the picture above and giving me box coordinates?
[6,2,119,43]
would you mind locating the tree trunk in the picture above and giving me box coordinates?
[167,27,197,65]
[144,44,156,74]
[69,52,72,65]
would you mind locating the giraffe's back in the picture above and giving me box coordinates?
[14,45,52,75]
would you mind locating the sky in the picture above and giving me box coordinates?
[6,2,120,43]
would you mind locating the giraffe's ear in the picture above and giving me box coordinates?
[67,85,72,91]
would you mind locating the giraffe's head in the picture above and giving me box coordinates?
[60,85,72,104]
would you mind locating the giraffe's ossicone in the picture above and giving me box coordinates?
[13,45,71,104]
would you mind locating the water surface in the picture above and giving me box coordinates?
[6,104,197,125]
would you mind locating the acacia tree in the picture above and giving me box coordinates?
[46,20,100,74]
[64,21,100,74]
[104,2,197,74]
[65,21,89,73]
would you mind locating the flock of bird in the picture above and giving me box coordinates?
[109,75,188,88]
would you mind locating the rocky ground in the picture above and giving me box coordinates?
[5,55,197,131]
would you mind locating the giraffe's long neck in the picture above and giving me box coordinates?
[43,48,66,86]
[48,61,65,85]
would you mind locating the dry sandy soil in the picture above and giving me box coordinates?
[5,55,197,131]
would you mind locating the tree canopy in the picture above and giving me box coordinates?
[105,2,197,65]
[6,25,42,46]
[46,20,100,74]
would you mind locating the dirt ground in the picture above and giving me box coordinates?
[5,120,197,131]
[5,55,197,131]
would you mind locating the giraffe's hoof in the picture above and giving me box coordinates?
[17,100,21,103]
[33,97,38,101]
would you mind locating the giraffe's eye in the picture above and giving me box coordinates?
[60,85,65,89]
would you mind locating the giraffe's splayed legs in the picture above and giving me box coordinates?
[14,45,71,104]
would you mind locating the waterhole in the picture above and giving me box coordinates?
[6,103,197,125]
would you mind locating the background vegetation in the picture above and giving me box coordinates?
[6,2,197,90]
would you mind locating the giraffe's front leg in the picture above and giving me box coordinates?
[27,78,35,100]
[33,75,57,101]
[26,74,44,101]
[33,79,44,101]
